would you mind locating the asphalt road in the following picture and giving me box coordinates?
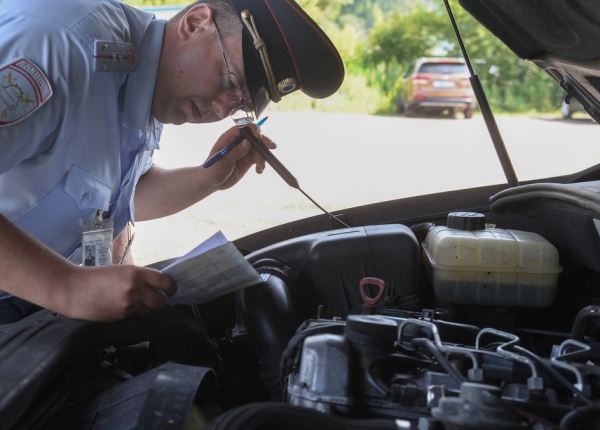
[133,112,600,265]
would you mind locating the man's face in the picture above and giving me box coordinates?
[152,5,251,125]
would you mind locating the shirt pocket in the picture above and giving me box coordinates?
[11,165,112,258]
[63,165,112,211]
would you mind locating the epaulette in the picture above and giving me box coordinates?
[93,41,137,73]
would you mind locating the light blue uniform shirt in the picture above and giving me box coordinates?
[0,0,164,272]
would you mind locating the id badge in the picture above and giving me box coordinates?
[82,210,114,267]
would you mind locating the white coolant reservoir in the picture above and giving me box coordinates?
[423,212,562,307]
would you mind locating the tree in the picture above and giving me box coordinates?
[362,3,447,93]
[360,0,561,112]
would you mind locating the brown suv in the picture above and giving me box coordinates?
[396,57,476,118]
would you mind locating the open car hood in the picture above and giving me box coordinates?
[460,0,600,123]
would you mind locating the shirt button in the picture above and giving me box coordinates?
[81,192,91,202]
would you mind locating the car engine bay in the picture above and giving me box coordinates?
[2,179,599,430]
[231,180,600,430]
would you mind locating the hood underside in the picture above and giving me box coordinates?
[460,0,600,122]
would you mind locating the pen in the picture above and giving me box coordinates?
[202,116,269,168]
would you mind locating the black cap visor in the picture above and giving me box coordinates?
[231,0,345,118]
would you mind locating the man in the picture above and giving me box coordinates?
[84,246,96,267]
[0,0,344,323]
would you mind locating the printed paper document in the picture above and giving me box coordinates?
[161,231,262,305]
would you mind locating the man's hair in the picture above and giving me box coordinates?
[171,1,241,37]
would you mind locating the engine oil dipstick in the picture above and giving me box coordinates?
[359,277,386,314]
[238,126,350,229]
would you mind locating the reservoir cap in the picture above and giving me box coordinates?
[345,315,397,347]
[447,212,486,231]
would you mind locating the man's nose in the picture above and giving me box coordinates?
[211,93,241,120]
[210,100,226,120]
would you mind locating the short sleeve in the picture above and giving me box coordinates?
[0,14,88,174]
[140,151,154,175]
[0,64,60,174]
[139,119,163,175]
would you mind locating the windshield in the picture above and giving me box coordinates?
[133,2,600,265]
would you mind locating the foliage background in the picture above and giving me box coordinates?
[124,0,563,114]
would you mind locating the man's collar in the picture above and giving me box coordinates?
[122,19,166,136]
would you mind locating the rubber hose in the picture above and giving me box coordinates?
[560,405,600,430]
[207,402,398,430]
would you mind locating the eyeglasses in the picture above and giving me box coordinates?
[213,20,255,124]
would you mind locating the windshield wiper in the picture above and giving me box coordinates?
[443,0,519,187]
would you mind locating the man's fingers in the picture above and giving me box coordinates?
[261,135,276,149]
[131,270,176,317]
[229,140,251,160]
[252,135,274,173]
[222,129,277,175]
[138,267,177,296]
[138,285,167,311]
[250,127,277,150]
[211,126,246,153]
[158,274,177,296]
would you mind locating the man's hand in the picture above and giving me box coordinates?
[58,265,177,322]
[0,214,177,323]
[205,124,276,191]
[134,125,277,221]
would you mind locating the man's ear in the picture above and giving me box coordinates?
[178,4,214,41]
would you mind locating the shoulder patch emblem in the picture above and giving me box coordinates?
[0,58,53,127]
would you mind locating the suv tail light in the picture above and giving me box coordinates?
[412,75,430,85]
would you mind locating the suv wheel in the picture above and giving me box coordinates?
[396,98,405,115]
[464,108,474,119]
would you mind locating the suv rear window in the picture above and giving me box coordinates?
[418,62,468,74]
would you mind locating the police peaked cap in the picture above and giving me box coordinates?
[229,0,345,117]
